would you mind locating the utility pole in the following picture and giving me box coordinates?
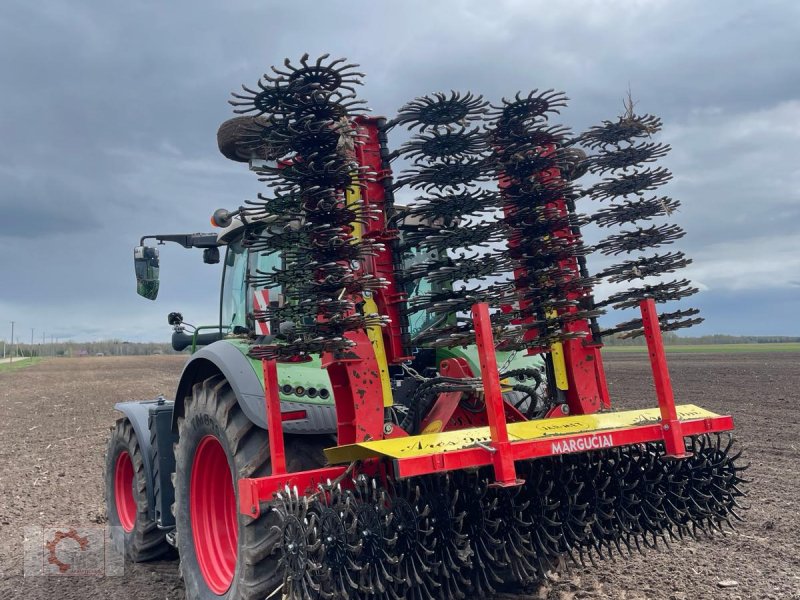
[30,328,34,361]
[10,321,14,364]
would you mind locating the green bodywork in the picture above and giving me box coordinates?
[222,338,541,405]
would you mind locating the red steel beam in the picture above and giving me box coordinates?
[389,414,734,479]
[497,145,609,415]
[321,328,385,445]
[262,358,286,476]
[419,358,472,434]
[238,465,348,518]
[239,412,734,515]
[640,297,690,458]
[472,303,522,487]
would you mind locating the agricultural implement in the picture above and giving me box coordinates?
[105,55,746,599]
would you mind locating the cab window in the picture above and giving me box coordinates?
[221,242,248,330]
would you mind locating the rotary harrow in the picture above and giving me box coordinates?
[108,54,746,600]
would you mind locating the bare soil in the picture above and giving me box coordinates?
[0,353,798,599]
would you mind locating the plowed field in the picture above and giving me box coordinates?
[0,353,798,599]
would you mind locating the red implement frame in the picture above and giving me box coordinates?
[236,124,728,514]
[640,296,690,458]
[238,298,730,512]
[238,294,717,513]
[385,299,726,480]
[473,303,523,487]
[237,354,351,518]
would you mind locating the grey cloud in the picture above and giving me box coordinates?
[0,0,798,341]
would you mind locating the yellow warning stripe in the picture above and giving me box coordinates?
[324,404,719,463]
[347,179,393,408]
[546,309,569,390]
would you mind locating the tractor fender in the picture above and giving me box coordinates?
[171,341,337,435]
[113,400,159,521]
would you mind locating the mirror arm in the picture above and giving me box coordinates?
[139,233,220,249]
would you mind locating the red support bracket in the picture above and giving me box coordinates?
[639,298,691,459]
[238,465,348,518]
[262,357,287,474]
[418,358,471,434]
[472,303,523,487]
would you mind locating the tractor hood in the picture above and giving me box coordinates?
[224,338,335,406]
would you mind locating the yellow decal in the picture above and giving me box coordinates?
[364,294,393,407]
[421,419,444,434]
[546,309,569,390]
[347,180,393,407]
[324,404,720,464]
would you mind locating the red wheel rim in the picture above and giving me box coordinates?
[191,435,238,595]
[114,451,136,533]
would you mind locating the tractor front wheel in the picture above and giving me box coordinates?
[105,418,171,561]
[173,375,328,599]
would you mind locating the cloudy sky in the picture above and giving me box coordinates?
[1,0,798,343]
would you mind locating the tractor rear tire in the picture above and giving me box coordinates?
[217,116,273,163]
[105,418,172,562]
[173,374,329,600]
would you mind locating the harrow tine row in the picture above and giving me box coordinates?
[489,89,569,123]
[599,279,699,311]
[401,220,506,253]
[271,434,746,600]
[596,251,692,283]
[592,196,681,228]
[601,308,703,339]
[404,189,501,222]
[228,55,392,358]
[393,91,513,349]
[586,140,671,174]
[392,91,489,131]
[397,126,489,162]
[595,223,686,256]
[578,106,702,338]
[579,113,663,149]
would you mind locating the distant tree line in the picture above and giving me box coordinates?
[3,334,798,356]
[0,339,180,357]
[603,333,800,346]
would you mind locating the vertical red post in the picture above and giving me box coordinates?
[354,116,413,364]
[497,146,608,416]
[262,358,287,475]
[322,329,385,445]
[472,303,522,487]
[639,298,690,458]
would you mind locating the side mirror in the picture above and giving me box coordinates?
[134,246,160,300]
